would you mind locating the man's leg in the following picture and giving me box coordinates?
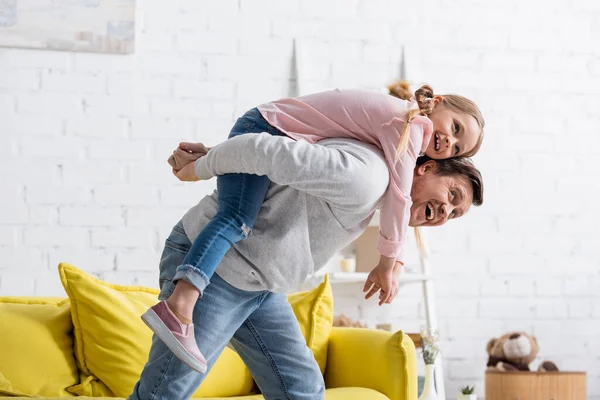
[230,292,325,400]
[130,273,262,400]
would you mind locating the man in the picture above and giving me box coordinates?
[129,133,483,400]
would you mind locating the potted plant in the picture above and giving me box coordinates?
[418,328,441,400]
[457,385,476,400]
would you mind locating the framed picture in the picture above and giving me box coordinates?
[0,0,135,54]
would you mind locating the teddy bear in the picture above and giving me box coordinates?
[486,331,559,372]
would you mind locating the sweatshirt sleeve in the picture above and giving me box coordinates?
[376,116,432,261]
[194,132,380,211]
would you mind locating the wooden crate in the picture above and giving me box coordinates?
[353,226,379,273]
[485,371,586,400]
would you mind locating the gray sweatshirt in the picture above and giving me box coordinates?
[181,134,389,292]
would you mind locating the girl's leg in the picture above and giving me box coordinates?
[135,274,266,397]
[143,109,283,371]
[145,183,271,373]
[167,169,272,320]
[165,108,278,321]
[141,221,209,373]
[144,168,270,372]
[166,280,198,324]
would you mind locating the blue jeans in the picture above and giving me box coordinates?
[173,108,286,295]
[130,222,325,400]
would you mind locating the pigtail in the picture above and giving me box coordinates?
[393,84,436,164]
[414,85,435,115]
[414,227,428,258]
[394,108,420,164]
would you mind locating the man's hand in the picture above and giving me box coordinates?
[168,142,210,172]
[363,256,402,306]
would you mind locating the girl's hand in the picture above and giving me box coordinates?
[363,258,402,306]
[173,162,200,182]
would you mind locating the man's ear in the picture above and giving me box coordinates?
[416,160,437,176]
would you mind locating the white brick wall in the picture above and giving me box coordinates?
[1,0,599,398]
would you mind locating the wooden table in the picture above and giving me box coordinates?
[485,370,586,400]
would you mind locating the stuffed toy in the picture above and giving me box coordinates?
[333,314,367,328]
[387,79,413,101]
[486,331,559,372]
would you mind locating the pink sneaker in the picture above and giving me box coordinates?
[141,301,207,373]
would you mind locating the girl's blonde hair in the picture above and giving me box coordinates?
[387,81,485,162]
[414,225,427,258]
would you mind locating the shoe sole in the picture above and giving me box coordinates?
[141,308,208,374]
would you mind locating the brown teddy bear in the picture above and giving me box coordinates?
[486,331,559,372]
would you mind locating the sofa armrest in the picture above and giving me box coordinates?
[324,327,417,400]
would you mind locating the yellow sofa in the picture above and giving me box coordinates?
[0,263,418,400]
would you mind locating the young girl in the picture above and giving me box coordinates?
[142,85,485,373]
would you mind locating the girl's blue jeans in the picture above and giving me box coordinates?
[172,108,286,295]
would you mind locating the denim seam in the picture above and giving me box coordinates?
[244,318,291,399]
[182,266,211,289]
[244,121,256,132]
[237,172,250,236]
[172,223,187,235]
[158,281,175,301]
[149,350,176,400]
[164,240,190,253]
[236,169,254,237]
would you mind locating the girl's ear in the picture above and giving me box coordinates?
[432,95,444,108]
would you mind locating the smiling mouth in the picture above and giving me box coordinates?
[425,202,435,221]
[434,133,440,151]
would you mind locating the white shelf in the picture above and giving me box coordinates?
[327,272,431,284]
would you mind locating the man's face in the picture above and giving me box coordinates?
[409,160,474,227]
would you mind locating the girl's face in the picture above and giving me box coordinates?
[424,100,481,160]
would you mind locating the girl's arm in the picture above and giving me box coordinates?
[362,119,426,305]
[376,120,428,262]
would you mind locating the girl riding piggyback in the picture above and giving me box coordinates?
[255,84,485,301]
[145,84,485,374]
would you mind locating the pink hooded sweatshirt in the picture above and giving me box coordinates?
[258,88,433,261]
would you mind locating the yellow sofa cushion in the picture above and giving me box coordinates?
[58,262,334,398]
[0,371,28,397]
[0,297,79,397]
[286,275,333,374]
[57,263,254,398]
[3,387,389,399]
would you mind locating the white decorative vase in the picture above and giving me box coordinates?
[419,364,441,400]
[457,395,476,400]
[338,257,356,273]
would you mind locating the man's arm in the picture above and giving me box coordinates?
[193,133,388,211]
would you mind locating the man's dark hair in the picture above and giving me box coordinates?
[416,156,484,206]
